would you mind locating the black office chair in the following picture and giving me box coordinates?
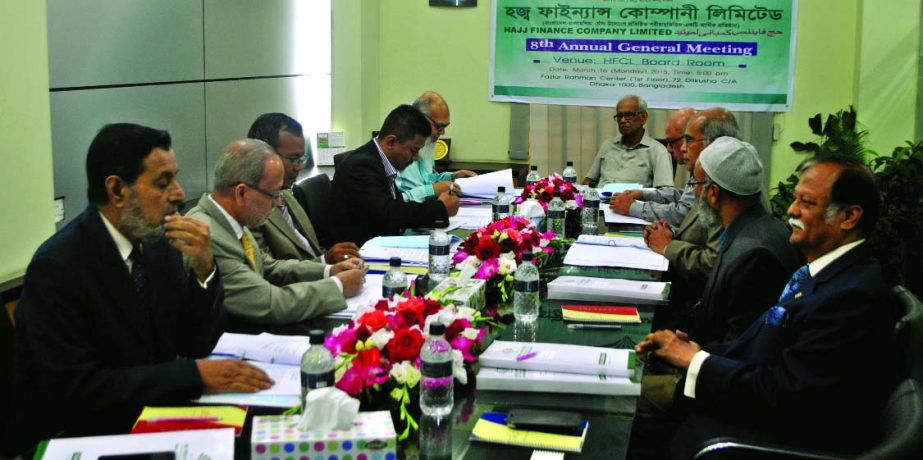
[892,285,923,378]
[0,300,14,454]
[292,173,335,249]
[690,378,923,460]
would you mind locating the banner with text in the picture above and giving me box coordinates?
[489,0,797,111]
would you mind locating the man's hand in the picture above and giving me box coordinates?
[324,242,360,264]
[334,265,368,297]
[644,219,674,255]
[331,258,364,275]
[164,215,214,282]
[582,177,596,186]
[197,359,274,393]
[635,329,700,369]
[608,190,643,215]
[437,191,460,216]
[432,181,460,197]
[452,169,477,179]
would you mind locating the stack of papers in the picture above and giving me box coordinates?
[560,305,642,323]
[603,205,651,225]
[601,182,643,194]
[360,235,459,266]
[563,241,669,271]
[547,276,670,304]
[450,206,493,229]
[37,428,235,459]
[477,341,639,396]
[335,273,384,319]
[455,169,516,199]
[132,406,247,436]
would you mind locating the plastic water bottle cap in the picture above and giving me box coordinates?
[389,257,402,267]
[309,330,325,345]
[430,322,445,335]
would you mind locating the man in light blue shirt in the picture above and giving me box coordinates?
[395,91,476,202]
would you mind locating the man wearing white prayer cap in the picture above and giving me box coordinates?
[679,136,804,344]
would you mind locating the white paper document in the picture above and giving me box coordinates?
[455,169,515,197]
[547,276,669,303]
[193,361,301,407]
[564,243,669,271]
[601,182,643,194]
[603,205,651,225]
[40,428,235,460]
[211,332,309,366]
[333,273,385,319]
[359,246,429,266]
[450,206,493,229]
[477,367,640,396]
[576,234,648,250]
[479,341,635,377]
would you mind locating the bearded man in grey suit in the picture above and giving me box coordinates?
[247,113,359,263]
[187,139,366,333]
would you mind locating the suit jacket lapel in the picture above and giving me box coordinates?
[197,194,260,273]
[84,209,156,352]
[266,203,310,255]
[283,191,322,254]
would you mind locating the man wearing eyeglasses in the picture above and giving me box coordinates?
[582,94,673,188]
[247,113,360,263]
[395,91,477,203]
[186,139,367,334]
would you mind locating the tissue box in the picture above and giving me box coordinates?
[429,277,486,310]
[252,411,396,460]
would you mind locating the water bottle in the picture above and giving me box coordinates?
[300,330,335,410]
[526,165,541,187]
[382,257,407,298]
[581,188,600,235]
[562,161,577,184]
[598,208,607,234]
[513,252,540,322]
[491,186,510,221]
[548,190,566,238]
[428,219,451,285]
[420,322,454,416]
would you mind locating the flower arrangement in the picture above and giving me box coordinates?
[514,173,584,211]
[324,294,489,439]
[451,216,555,306]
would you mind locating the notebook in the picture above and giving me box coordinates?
[131,406,247,436]
[561,305,642,323]
[470,412,588,453]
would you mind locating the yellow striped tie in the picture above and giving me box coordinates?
[240,233,256,268]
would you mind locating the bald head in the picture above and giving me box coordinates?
[665,107,696,162]
[413,91,450,142]
[682,107,740,172]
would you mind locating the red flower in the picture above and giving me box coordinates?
[387,328,425,362]
[474,236,501,261]
[444,318,471,341]
[354,347,382,368]
[357,309,388,331]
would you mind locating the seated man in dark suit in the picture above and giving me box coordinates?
[331,104,460,245]
[11,124,272,453]
[637,155,900,458]
[247,113,359,263]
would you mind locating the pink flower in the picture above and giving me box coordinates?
[450,336,478,363]
[474,258,499,279]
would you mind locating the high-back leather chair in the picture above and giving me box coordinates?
[892,285,923,377]
[691,379,923,459]
[292,173,335,249]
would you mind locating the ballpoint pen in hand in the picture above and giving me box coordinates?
[567,323,623,330]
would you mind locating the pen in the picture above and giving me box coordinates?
[148,416,221,423]
[516,351,538,361]
[567,323,623,330]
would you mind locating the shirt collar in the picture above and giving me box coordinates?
[208,194,245,240]
[98,210,134,263]
[372,138,398,179]
[616,129,652,149]
[808,239,865,277]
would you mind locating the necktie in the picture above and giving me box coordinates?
[129,245,150,309]
[778,264,811,304]
[279,202,316,257]
[240,233,256,268]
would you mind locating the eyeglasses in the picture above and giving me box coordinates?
[665,136,684,148]
[285,154,307,166]
[425,114,450,131]
[688,179,708,186]
[614,111,643,120]
[243,183,282,201]
[683,134,706,144]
